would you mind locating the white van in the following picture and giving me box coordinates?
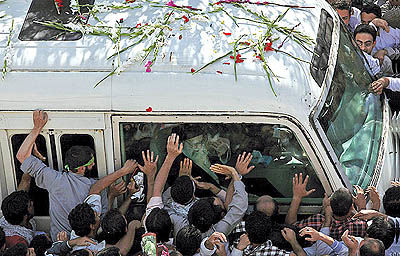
[0,0,396,230]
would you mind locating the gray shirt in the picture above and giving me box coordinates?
[21,156,108,241]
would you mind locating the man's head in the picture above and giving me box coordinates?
[3,244,36,256]
[332,0,352,25]
[145,208,172,243]
[361,4,382,24]
[383,186,400,217]
[359,238,385,256]
[175,226,202,256]
[245,211,271,245]
[101,209,127,245]
[256,195,278,219]
[1,191,33,225]
[65,146,95,177]
[354,24,377,54]
[366,216,395,249]
[171,176,195,205]
[97,247,121,256]
[68,203,99,238]
[29,235,52,256]
[330,188,353,217]
[188,197,226,233]
[67,249,94,256]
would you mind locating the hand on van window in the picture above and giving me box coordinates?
[32,110,48,131]
[353,185,367,211]
[166,133,183,158]
[235,152,255,176]
[122,159,138,175]
[138,150,159,180]
[366,186,380,211]
[210,164,240,181]
[292,173,315,200]
[179,158,192,177]
[369,77,389,95]
[32,143,46,161]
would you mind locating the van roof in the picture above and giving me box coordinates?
[0,0,338,123]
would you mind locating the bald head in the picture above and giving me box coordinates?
[256,195,278,217]
[360,238,385,256]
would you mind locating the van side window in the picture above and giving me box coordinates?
[118,123,325,205]
[19,0,95,41]
[11,134,49,216]
[60,134,98,178]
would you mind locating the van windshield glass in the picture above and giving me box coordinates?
[317,24,383,189]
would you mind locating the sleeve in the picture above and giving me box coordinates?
[388,78,400,91]
[20,155,60,190]
[45,241,72,256]
[84,194,102,215]
[162,187,173,205]
[145,196,164,218]
[330,241,349,256]
[199,237,217,256]
[230,247,244,256]
[212,181,248,236]
[216,190,227,203]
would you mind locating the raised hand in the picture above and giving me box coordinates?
[179,158,192,177]
[341,230,359,255]
[353,185,366,211]
[235,152,255,176]
[366,186,380,210]
[281,227,297,243]
[167,133,183,158]
[109,182,127,198]
[138,150,159,180]
[292,173,315,200]
[210,164,239,180]
[352,209,384,221]
[32,110,48,131]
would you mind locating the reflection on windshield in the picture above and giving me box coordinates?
[318,24,383,189]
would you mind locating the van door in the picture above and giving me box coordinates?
[112,114,332,215]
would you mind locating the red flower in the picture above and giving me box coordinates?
[256,55,262,60]
[264,41,274,52]
[214,1,222,4]
[230,54,244,63]
[182,15,189,23]
[223,62,230,65]
[223,32,231,36]
[191,68,195,73]
[126,0,136,2]
[146,107,153,112]
[240,41,250,46]
[135,23,141,28]
[119,18,124,23]
[216,71,223,74]
[179,35,182,40]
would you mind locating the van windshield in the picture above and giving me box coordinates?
[317,24,383,189]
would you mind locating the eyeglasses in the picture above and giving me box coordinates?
[356,40,373,48]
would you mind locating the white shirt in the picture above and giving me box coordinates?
[373,27,400,54]
[387,77,400,91]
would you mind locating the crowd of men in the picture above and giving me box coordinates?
[0,0,399,256]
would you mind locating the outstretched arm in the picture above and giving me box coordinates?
[89,160,138,195]
[16,110,48,163]
[285,173,315,224]
[138,150,158,202]
[152,133,182,197]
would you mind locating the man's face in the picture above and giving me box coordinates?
[361,12,377,24]
[355,32,376,54]
[27,200,34,220]
[337,9,351,25]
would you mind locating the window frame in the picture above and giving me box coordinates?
[112,114,333,214]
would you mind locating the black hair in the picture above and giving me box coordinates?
[366,216,395,249]
[188,197,223,233]
[1,191,30,225]
[30,234,52,256]
[101,209,127,245]
[0,227,5,250]
[361,4,382,18]
[65,146,94,172]
[383,186,400,217]
[145,208,172,243]
[354,24,377,41]
[268,224,306,251]
[175,226,202,256]
[331,0,351,13]
[171,176,194,205]
[67,249,91,256]
[3,243,28,256]
[330,188,353,217]
[359,238,385,256]
[97,247,121,256]
[68,203,96,237]
[245,211,271,244]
